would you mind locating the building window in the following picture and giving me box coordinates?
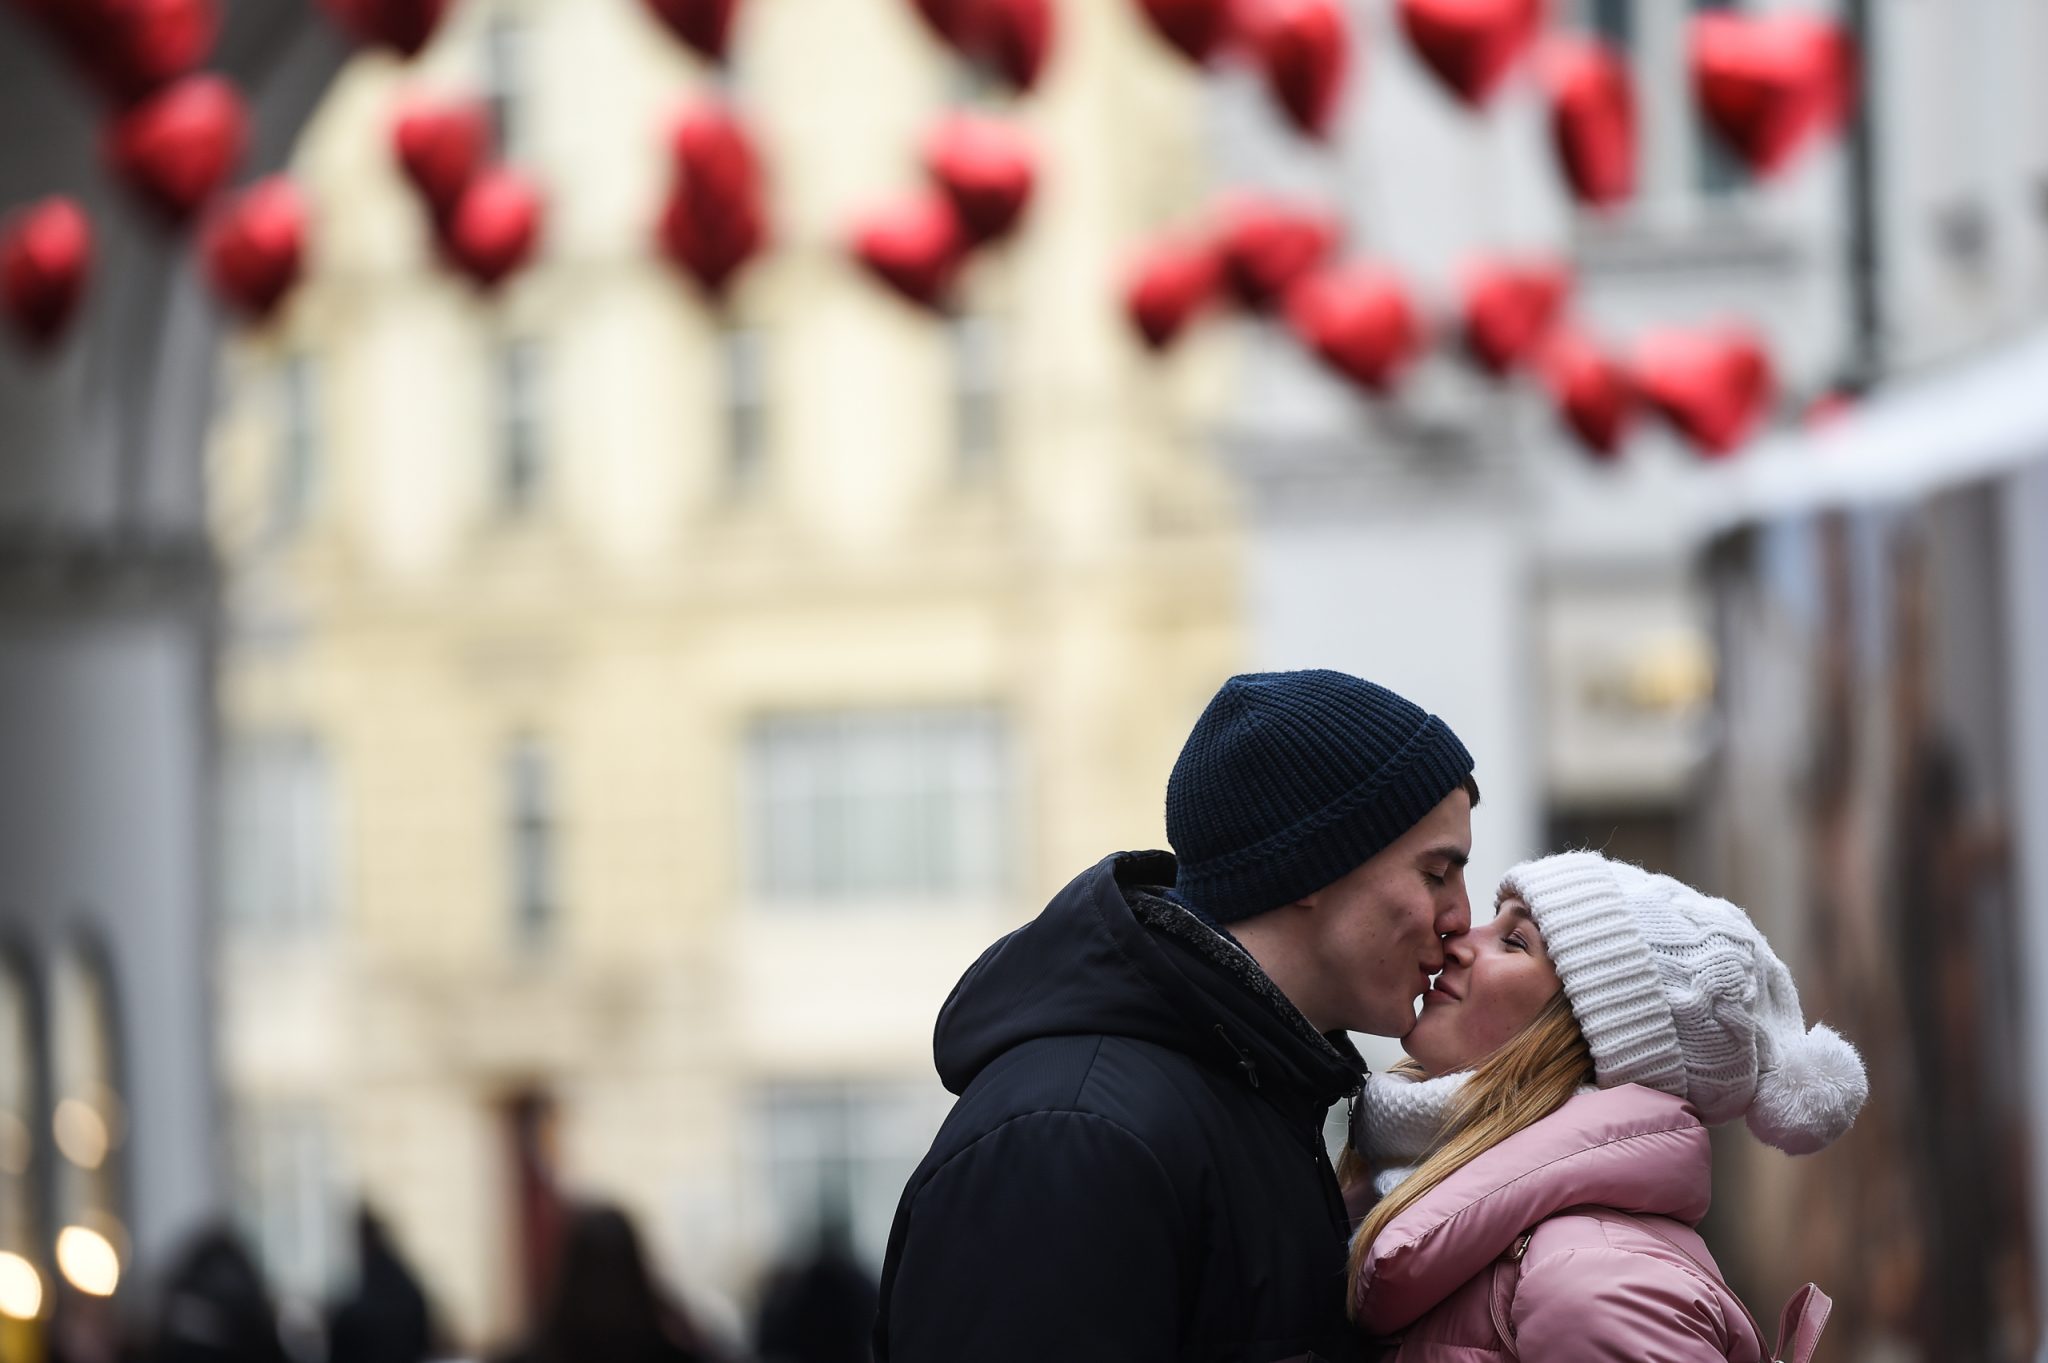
[951,316,1003,483]
[222,734,333,939]
[1692,0,1745,198]
[505,738,556,946]
[496,340,545,515]
[274,354,319,537]
[723,326,769,494]
[745,708,1011,904]
[482,11,531,164]
[233,1105,343,1306]
[757,1081,952,1271]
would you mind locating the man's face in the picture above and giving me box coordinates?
[1298,789,1474,1037]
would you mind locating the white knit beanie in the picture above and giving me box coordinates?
[1501,851,1868,1155]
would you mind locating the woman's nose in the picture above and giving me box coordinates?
[1439,931,1475,965]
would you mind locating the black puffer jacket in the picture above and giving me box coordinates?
[875,851,1368,1363]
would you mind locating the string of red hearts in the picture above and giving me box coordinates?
[0,0,1852,469]
[1123,0,1855,463]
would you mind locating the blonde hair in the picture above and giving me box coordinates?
[1342,993,1595,1316]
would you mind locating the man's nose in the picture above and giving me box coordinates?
[1439,929,1475,966]
[1436,890,1471,938]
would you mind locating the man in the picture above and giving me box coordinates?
[874,670,1477,1362]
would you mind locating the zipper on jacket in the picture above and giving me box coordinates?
[1213,1024,1262,1089]
[1511,1232,1532,1261]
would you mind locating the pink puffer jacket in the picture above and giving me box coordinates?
[1351,1085,1767,1362]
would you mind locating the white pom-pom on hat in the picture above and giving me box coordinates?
[1746,1022,1869,1155]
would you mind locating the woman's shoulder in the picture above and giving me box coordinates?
[1514,1208,1763,1361]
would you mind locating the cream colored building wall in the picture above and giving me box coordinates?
[211,0,1242,1345]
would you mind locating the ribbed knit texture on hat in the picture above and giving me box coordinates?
[1502,851,1869,1154]
[1166,670,1474,923]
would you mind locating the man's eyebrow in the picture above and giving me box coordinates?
[1423,845,1470,868]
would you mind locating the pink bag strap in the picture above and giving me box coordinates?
[1772,1282,1834,1363]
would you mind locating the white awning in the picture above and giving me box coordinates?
[1711,324,2048,527]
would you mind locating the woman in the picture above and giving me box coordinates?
[1344,851,1867,1361]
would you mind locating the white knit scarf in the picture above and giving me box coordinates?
[1348,1069,1469,1198]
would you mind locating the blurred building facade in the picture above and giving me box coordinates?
[207,0,1245,1344]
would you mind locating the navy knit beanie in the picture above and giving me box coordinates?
[1166,670,1475,923]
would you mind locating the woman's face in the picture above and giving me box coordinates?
[1402,892,1563,1077]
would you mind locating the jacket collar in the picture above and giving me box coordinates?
[1356,1085,1711,1333]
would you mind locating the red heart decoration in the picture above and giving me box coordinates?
[1285,264,1423,395]
[441,166,543,289]
[201,176,307,322]
[658,102,768,297]
[46,0,221,102]
[1633,325,1775,457]
[1460,256,1569,377]
[391,94,491,216]
[1691,13,1854,178]
[1537,328,1633,457]
[909,0,975,49]
[969,0,1054,93]
[1237,0,1350,139]
[641,0,739,63]
[923,115,1036,246]
[1,197,93,350]
[320,0,452,58]
[1135,0,1231,65]
[669,100,764,210]
[105,73,248,225]
[850,193,968,312]
[658,187,766,299]
[1124,236,1221,351]
[1396,0,1543,109]
[1539,36,1635,209]
[1214,194,1339,312]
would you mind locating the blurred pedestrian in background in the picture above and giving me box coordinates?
[495,1204,720,1363]
[327,1206,437,1363]
[753,1212,876,1363]
[147,1226,290,1363]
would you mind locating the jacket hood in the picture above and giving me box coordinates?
[1356,1085,1711,1333]
[934,851,1365,1119]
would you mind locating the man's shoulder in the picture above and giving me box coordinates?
[922,1032,1233,1176]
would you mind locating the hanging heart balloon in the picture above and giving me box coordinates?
[319,0,454,59]
[908,0,976,50]
[441,166,543,289]
[1213,194,1339,312]
[45,0,222,103]
[641,0,740,63]
[105,72,249,225]
[1133,0,1231,65]
[1124,236,1221,351]
[850,194,968,312]
[1537,328,1633,458]
[1237,0,1350,139]
[1459,256,1569,377]
[969,0,1055,93]
[1284,263,1423,395]
[1633,325,1775,457]
[658,102,769,298]
[1539,36,1635,209]
[1690,12,1855,178]
[391,94,491,218]
[0,197,93,350]
[201,176,308,322]
[923,115,1036,246]
[1396,0,1543,109]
